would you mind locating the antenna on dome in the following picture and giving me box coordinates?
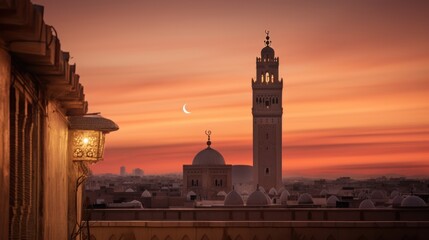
[264,30,271,46]
[205,130,212,147]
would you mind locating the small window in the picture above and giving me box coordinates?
[265,168,270,175]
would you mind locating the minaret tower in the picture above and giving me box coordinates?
[252,31,283,190]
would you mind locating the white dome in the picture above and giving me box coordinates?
[258,186,266,193]
[327,195,339,207]
[247,189,270,206]
[298,193,314,204]
[125,188,135,192]
[268,187,278,196]
[265,192,272,203]
[359,199,375,209]
[186,191,196,201]
[358,191,367,200]
[192,147,225,165]
[141,190,152,198]
[224,189,244,206]
[217,191,227,197]
[320,189,328,196]
[392,195,405,207]
[278,186,286,194]
[401,196,427,208]
[370,190,386,199]
[280,189,290,205]
[241,190,249,196]
[390,190,400,199]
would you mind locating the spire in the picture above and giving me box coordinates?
[205,130,212,148]
[264,30,271,46]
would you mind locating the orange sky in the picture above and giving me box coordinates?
[34,0,429,178]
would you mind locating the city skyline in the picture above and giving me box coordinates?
[34,0,429,178]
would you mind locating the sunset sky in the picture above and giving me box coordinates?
[34,0,429,178]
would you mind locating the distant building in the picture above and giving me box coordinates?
[183,132,232,200]
[132,168,144,177]
[252,32,283,191]
[120,166,126,176]
[232,165,254,196]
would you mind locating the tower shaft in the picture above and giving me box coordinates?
[252,32,283,190]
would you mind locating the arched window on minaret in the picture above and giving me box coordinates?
[261,74,264,83]
[271,74,274,83]
[265,72,270,83]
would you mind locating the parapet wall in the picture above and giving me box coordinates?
[88,220,429,240]
[87,208,429,221]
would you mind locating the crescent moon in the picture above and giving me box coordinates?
[182,104,191,114]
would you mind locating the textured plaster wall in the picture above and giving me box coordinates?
[0,45,11,240]
[43,102,70,239]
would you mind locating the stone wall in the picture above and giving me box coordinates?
[43,102,71,239]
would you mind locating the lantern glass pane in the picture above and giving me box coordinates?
[72,130,104,161]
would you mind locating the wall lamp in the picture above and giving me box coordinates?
[68,114,119,162]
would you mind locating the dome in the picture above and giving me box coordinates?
[192,147,225,165]
[224,189,244,206]
[370,190,387,203]
[268,187,278,196]
[258,186,266,193]
[280,190,290,205]
[358,191,367,200]
[298,193,314,204]
[392,195,405,207]
[141,190,152,198]
[261,46,275,60]
[217,191,227,197]
[265,192,272,203]
[359,199,375,209]
[186,191,196,201]
[247,189,270,206]
[401,196,427,208]
[278,186,286,194]
[327,195,339,208]
[390,190,400,199]
[320,189,328,196]
[125,188,135,192]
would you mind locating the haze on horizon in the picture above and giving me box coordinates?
[33,0,429,178]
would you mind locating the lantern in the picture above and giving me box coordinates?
[69,114,119,162]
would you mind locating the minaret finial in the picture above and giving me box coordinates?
[264,30,271,46]
[205,130,212,147]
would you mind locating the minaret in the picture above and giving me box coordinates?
[252,31,283,190]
